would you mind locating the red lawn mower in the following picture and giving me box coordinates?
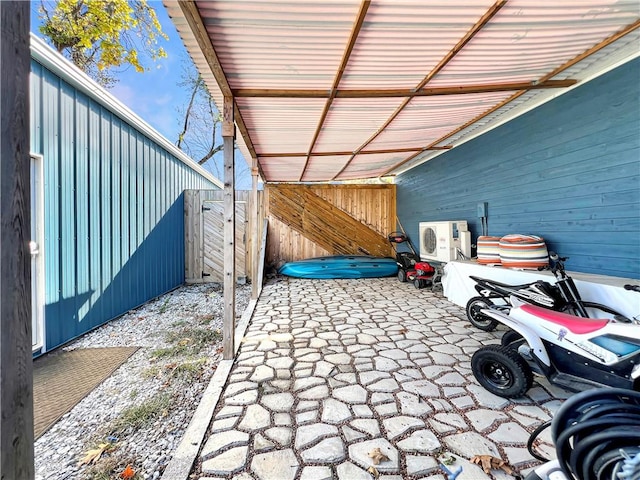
[387,231,437,289]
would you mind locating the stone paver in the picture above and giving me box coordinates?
[201,446,248,476]
[201,430,249,459]
[251,449,298,480]
[383,415,425,440]
[300,466,332,480]
[301,436,345,463]
[238,404,270,430]
[321,398,352,424]
[397,430,440,453]
[349,438,399,473]
[333,384,368,403]
[336,462,372,480]
[406,454,438,476]
[195,278,566,479]
[444,432,500,457]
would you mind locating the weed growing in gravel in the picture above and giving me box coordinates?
[158,297,170,314]
[151,326,223,358]
[84,456,118,480]
[85,456,143,480]
[197,314,216,325]
[111,393,172,434]
[142,365,160,378]
[150,346,180,359]
[168,358,208,382]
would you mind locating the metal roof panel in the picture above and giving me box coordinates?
[165,0,640,183]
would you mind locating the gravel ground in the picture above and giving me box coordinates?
[34,282,252,480]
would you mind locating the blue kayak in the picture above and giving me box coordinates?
[278,255,398,279]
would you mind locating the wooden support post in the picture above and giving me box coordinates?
[251,163,259,299]
[1,2,34,478]
[222,96,236,359]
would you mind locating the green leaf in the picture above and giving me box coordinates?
[38,0,167,87]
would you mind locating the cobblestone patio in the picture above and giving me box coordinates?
[194,277,570,480]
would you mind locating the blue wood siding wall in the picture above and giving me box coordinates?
[396,59,639,279]
[30,60,219,352]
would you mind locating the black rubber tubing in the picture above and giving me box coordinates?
[592,446,640,480]
[551,388,640,442]
[572,429,640,480]
[526,420,552,462]
[555,421,640,479]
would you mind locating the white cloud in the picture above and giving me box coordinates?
[110,84,137,109]
[154,93,173,106]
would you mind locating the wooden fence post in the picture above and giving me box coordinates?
[1,1,35,478]
[222,96,236,359]
[251,163,259,299]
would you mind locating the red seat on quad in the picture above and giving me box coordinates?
[520,304,608,334]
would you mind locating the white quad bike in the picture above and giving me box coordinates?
[471,287,640,398]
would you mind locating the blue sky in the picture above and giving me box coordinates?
[30,1,251,187]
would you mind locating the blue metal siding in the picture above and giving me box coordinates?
[396,58,640,279]
[30,59,219,352]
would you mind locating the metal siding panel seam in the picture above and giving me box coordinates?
[89,102,103,326]
[119,125,130,307]
[100,108,112,319]
[59,82,76,342]
[111,118,122,318]
[75,95,90,325]
[30,62,42,155]
[41,69,60,345]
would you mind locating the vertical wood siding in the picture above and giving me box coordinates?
[265,184,396,267]
[396,59,639,279]
[30,60,219,352]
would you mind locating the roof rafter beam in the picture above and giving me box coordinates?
[233,80,577,98]
[299,0,371,182]
[177,1,265,179]
[332,0,507,180]
[379,18,640,178]
[258,145,451,158]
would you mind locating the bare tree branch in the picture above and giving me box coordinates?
[177,75,204,149]
[198,144,224,165]
[196,95,222,164]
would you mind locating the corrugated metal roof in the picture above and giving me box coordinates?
[164,0,640,183]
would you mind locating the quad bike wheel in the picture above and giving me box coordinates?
[465,296,499,331]
[501,330,524,347]
[471,345,533,398]
[397,268,407,282]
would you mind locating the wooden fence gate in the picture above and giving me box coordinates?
[202,198,247,283]
[185,189,258,284]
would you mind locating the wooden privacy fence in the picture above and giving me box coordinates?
[185,189,265,283]
[266,184,396,268]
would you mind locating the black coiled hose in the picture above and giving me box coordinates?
[530,388,640,480]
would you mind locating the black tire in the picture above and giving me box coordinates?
[414,278,423,289]
[397,268,407,282]
[466,296,499,331]
[472,345,533,398]
[501,330,524,347]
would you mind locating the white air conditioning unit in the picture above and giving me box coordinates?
[419,220,470,263]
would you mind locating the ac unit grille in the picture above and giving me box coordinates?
[423,227,437,254]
